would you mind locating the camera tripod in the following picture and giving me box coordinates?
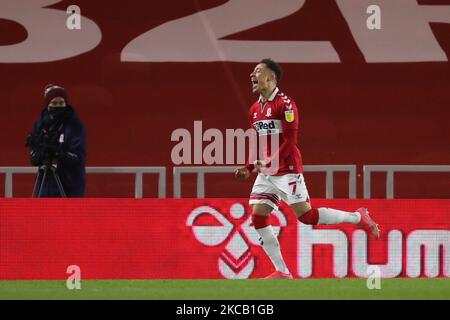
[32,163,67,197]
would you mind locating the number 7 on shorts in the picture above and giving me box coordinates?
[288,181,297,195]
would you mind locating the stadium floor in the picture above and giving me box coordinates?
[0,279,449,300]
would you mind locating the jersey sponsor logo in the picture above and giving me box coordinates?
[285,110,294,122]
[253,119,282,135]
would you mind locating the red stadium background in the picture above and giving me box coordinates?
[0,1,449,280]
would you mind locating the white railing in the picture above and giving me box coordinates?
[3,165,449,199]
[0,167,166,198]
[363,165,450,199]
[173,165,357,199]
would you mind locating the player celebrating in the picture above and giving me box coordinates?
[235,59,380,279]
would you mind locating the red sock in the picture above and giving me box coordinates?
[252,215,270,229]
[298,208,319,225]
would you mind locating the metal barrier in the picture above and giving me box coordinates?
[173,165,357,199]
[363,165,450,199]
[0,167,166,198]
[4,165,449,199]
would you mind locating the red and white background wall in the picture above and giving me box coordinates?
[0,0,449,279]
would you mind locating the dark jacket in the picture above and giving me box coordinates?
[31,105,86,197]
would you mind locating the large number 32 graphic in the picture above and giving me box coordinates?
[0,0,101,63]
[0,0,339,63]
[121,0,339,62]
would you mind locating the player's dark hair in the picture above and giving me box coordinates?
[260,58,282,82]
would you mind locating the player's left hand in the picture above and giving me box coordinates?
[253,160,267,173]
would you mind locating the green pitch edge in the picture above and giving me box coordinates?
[0,279,449,300]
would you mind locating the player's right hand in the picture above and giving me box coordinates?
[234,167,250,180]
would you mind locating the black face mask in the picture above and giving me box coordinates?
[48,107,69,121]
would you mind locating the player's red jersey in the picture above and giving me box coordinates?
[246,87,303,175]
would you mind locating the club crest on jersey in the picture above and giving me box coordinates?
[285,110,294,122]
[265,108,272,117]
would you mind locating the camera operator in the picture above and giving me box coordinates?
[27,84,86,197]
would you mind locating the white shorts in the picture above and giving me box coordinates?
[249,173,310,210]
